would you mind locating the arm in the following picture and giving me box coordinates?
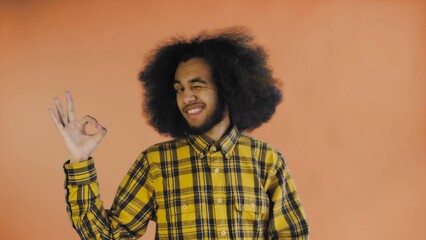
[267,154,309,239]
[64,153,156,239]
[49,92,155,239]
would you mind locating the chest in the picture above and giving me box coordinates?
[153,148,270,217]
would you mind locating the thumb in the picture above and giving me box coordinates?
[94,124,107,142]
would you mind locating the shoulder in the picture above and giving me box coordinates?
[238,133,287,168]
[132,138,188,176]
[140,137,188,161]
[238,133,282,154]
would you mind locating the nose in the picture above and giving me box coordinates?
[182,89,196,104]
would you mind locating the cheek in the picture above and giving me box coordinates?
[206,93,218,108]
[176,96,184,111]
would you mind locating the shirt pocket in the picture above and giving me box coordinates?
[176,193,196,216]
[235,193,269,215]
[234,193,269,239]
[156,191,198,236]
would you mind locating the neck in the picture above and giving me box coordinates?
[204,113,231,141]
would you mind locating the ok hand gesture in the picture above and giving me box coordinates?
[48,91,107,163]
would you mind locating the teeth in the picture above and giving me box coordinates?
[188,108,202,114]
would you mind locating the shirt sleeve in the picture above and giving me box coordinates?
[63,153,156,240]
[267,153,310,239]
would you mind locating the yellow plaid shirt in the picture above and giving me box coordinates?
[64,125,309,239]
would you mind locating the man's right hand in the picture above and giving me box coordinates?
[48,91,107,163]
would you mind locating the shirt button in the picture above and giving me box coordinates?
[217,199,222,204]
[214,168,219,173]
[221,231,226,236]
[182,204,187,210]
[250,203,255,208]
[225,154,230,159]
[211,146,217,152]
[199,153,204,158]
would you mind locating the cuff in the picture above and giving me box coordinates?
[63,157,97,185]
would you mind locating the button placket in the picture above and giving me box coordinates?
[211,145,217,152]
[209,150,228,231]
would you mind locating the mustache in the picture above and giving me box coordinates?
[183,103,205,112]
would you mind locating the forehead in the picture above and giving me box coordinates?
[174,57,213,84]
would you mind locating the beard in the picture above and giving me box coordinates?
[187,96,226,135]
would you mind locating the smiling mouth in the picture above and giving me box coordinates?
[184,104,205,119]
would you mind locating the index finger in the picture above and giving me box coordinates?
[65,91,77,121]
[48,107,65,133]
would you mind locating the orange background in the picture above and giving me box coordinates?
[1,1,425,239]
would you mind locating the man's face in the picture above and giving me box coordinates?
[174,57,226,135]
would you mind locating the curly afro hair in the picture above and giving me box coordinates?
[139,27,282,138]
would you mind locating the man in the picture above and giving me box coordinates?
[48,28,309,239]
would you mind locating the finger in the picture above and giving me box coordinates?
[55,97,68,125]
[94,124,107,142]
[79,115,99,128]
[65,91,77,122]
[48,107,65,132]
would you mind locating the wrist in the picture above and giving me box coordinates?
[69,155,90,163]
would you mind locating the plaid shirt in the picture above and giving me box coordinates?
[64,125,309,239]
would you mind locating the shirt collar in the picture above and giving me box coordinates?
[186,124,240,156]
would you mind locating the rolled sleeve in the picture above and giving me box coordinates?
[63,158,97,185]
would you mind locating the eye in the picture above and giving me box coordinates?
[175,87,184,93]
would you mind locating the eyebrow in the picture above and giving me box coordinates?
[173,78,208,85]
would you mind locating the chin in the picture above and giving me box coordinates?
[189,123,203,129]
[187,118,205,128]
